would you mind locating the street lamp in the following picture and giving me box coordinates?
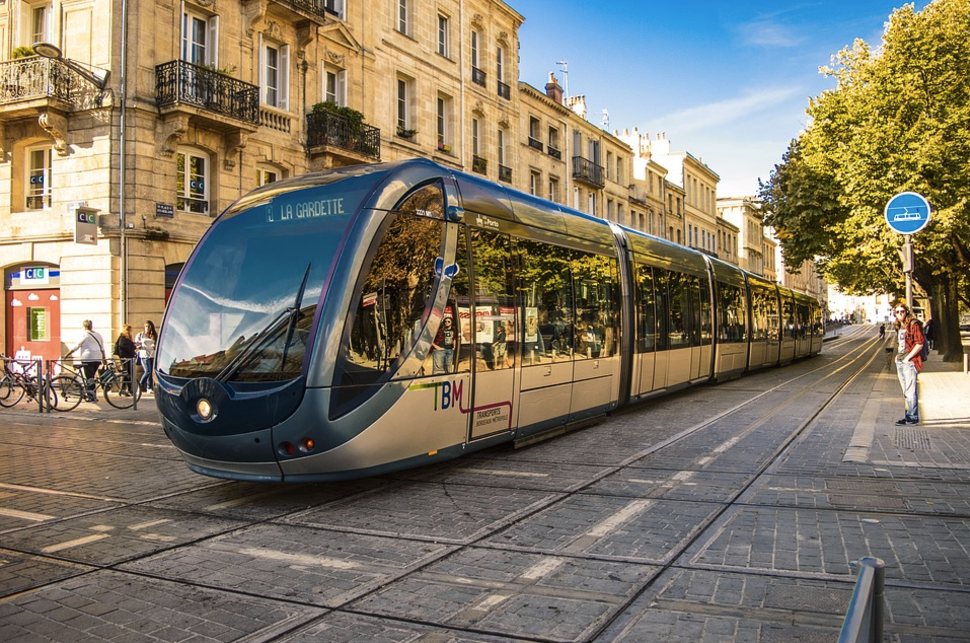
[31,42,109,90]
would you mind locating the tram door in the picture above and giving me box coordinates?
[467,229,516,441]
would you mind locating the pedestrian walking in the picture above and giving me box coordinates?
[64,320,106,402]
[135,320,157,393]
[893,303,925,426]
[113,324,137,396]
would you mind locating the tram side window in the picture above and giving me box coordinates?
[796,303,810,339]
[698,275,713,346]
[635,263,656,352]
[572,250,618,359]
[517,239,572,364]
[718,282,747,342]
[765,292,781,341]
[468,229,515,371]
[783,298,796,340]
[750,289,768,341]
[336,182,448,403]
[655,269,670,351]
[668,271,689,348]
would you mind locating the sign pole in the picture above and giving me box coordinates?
[884,192,930,311]
[903,234,913,309]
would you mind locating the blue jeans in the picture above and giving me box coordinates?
[432,349,453,375]
[138,356,154,391]
[895,359,919,422]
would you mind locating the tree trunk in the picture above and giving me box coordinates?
[927,275,965,362]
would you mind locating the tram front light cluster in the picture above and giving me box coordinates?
[278,438,316,457]
[196,398,214,421]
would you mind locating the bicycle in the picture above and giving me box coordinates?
[0,356,57,410]
[47,358,140,411]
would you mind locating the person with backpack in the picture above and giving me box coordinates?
[64,320,106,402]
[893,303,925,426]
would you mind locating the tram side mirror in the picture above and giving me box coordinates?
[446,205,464,222]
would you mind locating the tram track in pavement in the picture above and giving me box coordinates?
[0,331,928,643]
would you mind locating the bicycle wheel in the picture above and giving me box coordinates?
[102,372,139,409]
[0,375,25,407]
[49,375,83,412]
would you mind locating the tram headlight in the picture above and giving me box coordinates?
[196,398,214,421]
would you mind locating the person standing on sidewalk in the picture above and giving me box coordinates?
[64,320,106,402]
[893,303,925,426]
[135,320,157,394]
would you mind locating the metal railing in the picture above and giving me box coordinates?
[1,356,147,412]
[572,155,605,188]
[306,109,381,160]
[155,60,260,125]
[471,67,486,87]
[497,79,511,100]
[839,557,885,643]
[0,56,93,106]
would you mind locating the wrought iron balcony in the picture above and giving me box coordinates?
[497,80,511,100]
[0,56,95,108]
[527,136,543,152]
[306,109,381,161]
[498,164,512,183]
[268,0,335,23]
[547,146,562,160]
[155,60,259,125]
[472,155,487,174]
[471,67,486,87]
[572,155,605,188]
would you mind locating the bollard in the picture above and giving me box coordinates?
[839,556,885,643]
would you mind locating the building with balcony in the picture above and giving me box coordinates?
[0,0,523,359]
[718,197,763,274]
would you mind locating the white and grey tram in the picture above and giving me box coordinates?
[155,158,823,482]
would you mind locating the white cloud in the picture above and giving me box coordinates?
[644,86,804,135]
[737,17,807,48]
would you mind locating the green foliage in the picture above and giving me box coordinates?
[311,101,366,129]
[759,0,970,355]
[11,46,36,59]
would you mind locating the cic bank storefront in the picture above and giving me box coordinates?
[4,263,62,364]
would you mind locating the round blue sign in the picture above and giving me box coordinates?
[884,192,931,234]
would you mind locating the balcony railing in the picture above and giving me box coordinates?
[276,0,334,21]
[0,56,93,107]
[547,146,562,160]
[472,155,487,174]
[471,67,486,87]
[306,109,381,160]
[497,79,511,100]
[155,60,259,125]
[572,156,605,188]
[527,136,543,152]
[498,164,512,183]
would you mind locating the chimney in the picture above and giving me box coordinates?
[545,72,563,104]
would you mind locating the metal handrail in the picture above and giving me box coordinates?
[839,556,885,643]
[155,60,259,124]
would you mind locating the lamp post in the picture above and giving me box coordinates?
[31,42,109,89]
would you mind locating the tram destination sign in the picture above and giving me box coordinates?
[884,191,931,235]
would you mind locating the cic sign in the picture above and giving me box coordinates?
[74,206,99,245]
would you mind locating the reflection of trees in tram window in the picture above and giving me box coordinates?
[635,264,657,352]
[470,229,514,370]
[718,282,748,342]
[516,240,618,363]
[337,182,447,399]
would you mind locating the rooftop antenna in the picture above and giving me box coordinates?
[597,108,610,130]
[556,59,569,103]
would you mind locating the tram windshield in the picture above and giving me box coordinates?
[157,175,373,381]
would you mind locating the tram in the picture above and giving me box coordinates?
[155,158,823,482]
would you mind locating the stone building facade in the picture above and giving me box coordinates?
[0,0,822,360]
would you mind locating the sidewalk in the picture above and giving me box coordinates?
[917,354,970,424]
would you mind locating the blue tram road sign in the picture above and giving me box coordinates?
[884,192,931,234]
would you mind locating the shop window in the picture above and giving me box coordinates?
[177,148,209,215]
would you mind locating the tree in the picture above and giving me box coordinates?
[760,0,970,361]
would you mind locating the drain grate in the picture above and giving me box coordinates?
[827,493,908,509]
[893,428,931,450]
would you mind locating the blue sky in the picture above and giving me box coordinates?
[510,0,931,197]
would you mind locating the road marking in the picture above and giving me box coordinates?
[520,556,563,580]
[204,489,286,511]
[0,482,119,502]
[129,519,171,531]
[455,468,549,478]
[587,499,652,538]
[0,507,55,521]
[235,546,361,569]
[42,533,110,553]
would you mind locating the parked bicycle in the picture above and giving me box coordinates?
[47,358,140,411]
[0,355,56,410]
